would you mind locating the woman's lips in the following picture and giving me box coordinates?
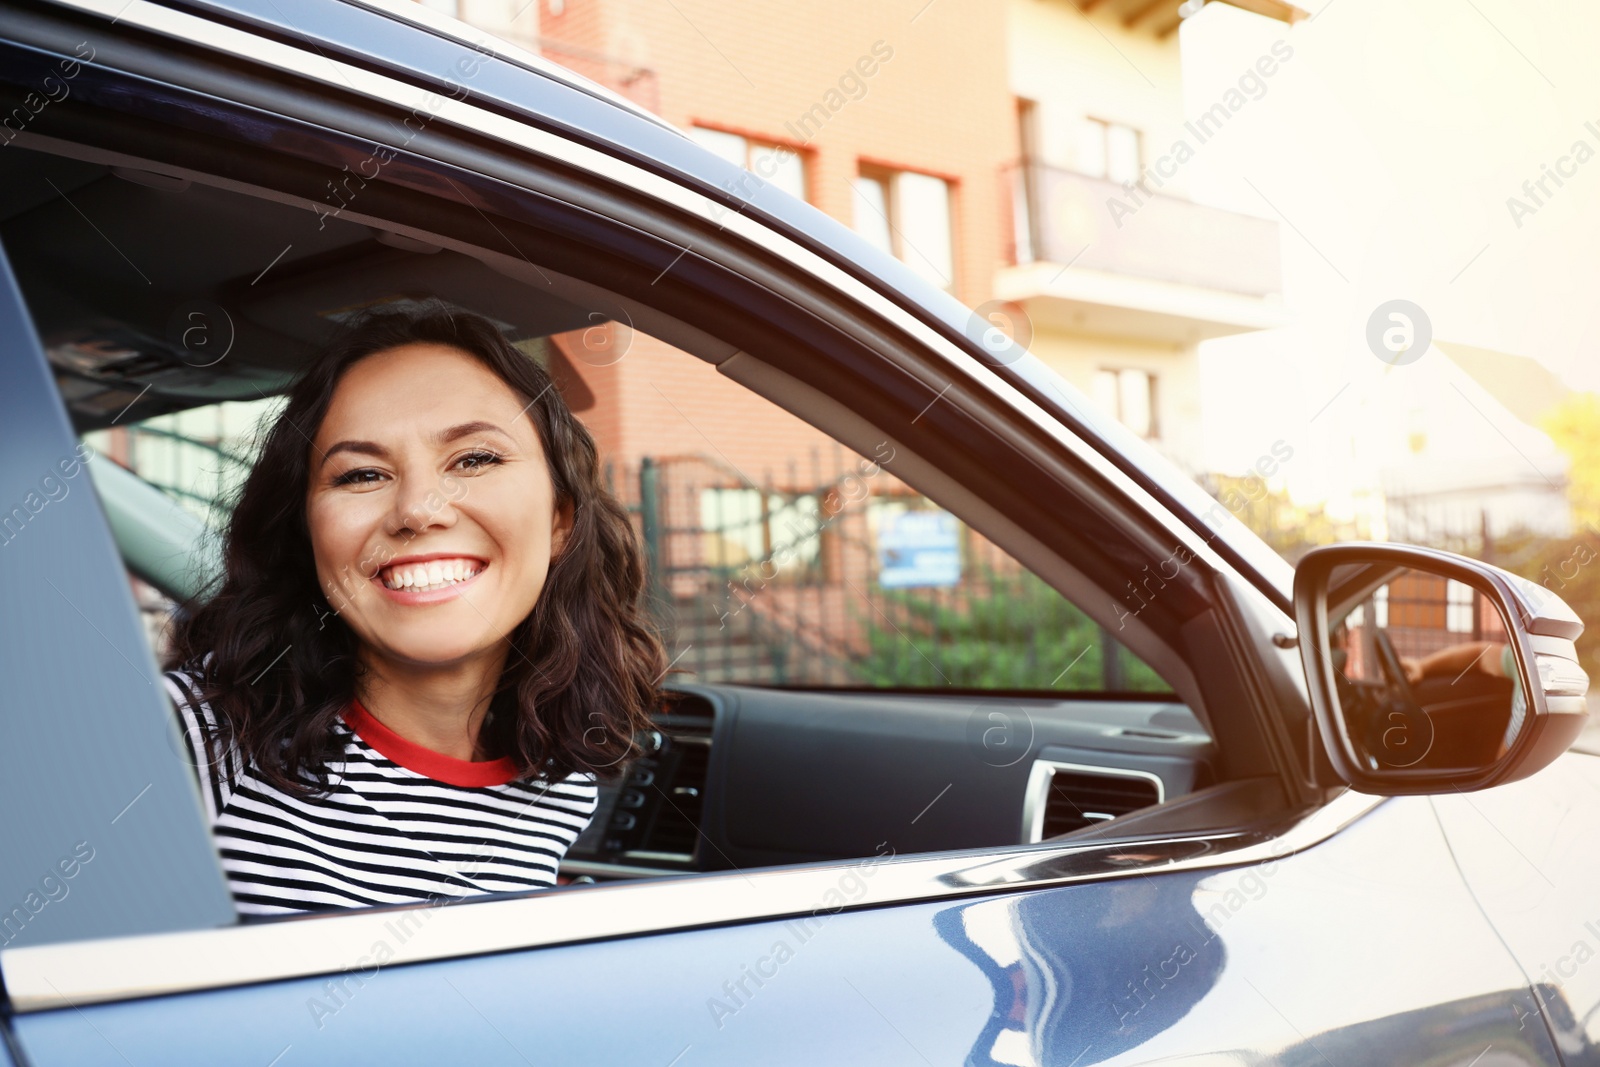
[372,560,489,605]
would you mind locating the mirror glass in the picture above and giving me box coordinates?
[1326,563,1524,772]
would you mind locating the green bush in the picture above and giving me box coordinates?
[852,568,1171,692]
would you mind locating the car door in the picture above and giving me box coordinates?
[2,772,1562,1065]
[0,3,1570,1065]
[1433,751,1600,1064]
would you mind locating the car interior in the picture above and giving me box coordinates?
[1,129,1317,894]
[1326,564,1516,772]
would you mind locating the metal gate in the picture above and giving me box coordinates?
[607,448,1165,693]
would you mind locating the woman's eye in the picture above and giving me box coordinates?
[453,450,503,472]
[331,468,385,487]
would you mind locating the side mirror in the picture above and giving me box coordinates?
[1294,542,1589,794]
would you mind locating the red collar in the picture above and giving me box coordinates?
[342,699,521,788]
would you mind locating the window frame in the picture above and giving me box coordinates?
[852,161,958,293]
[686,124,810,205]
[1092,366,1160,441]
[1080,116,1143,185]
[18,0,1294,751]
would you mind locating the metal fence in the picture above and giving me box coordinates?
[121,424,254,527]
[604,448,1168,693]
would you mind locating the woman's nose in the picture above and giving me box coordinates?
[387,474,459,537]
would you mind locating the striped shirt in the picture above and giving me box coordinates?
[163,669,598,916]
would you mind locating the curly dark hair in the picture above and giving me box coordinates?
[165,304,664,795]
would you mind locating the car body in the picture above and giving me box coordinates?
[0,2,1595,1065]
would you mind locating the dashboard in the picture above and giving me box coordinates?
[562,683,1217,880]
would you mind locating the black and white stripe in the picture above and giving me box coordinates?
[164,670,597,916]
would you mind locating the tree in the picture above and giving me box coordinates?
[1526,392,1600,681]
[1200,474,1368,566]
[1543,392,1600,531]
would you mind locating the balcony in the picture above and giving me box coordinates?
[996,161,1288,343]
[1063,0,1308,40]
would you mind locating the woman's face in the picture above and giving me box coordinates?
[306,342,572,672]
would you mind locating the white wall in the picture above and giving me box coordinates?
[1029,329,1206,472]
[1007,0,1193,198]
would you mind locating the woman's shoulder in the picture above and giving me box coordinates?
[161,658,221,731]
[517,766,599,806]
[160,655,247,819]
[161,657,242,770]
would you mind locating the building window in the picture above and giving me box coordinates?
[688,127,807,203]
[700,489,823,581]
[1092,367,1158,440]
[1078,118,1142,185]
[1347,587,1390,633]
[1446,579,1476,634]
[851,166,955,290]
[1013,97,1039,264]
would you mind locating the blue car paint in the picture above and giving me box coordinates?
[1435,750,1600,1065]
[13,797,1560,1065]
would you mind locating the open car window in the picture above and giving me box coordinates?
[0,81,1275,948]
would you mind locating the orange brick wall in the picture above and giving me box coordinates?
[537,0,1018,478]
[555,327,879,490]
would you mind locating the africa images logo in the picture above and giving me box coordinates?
[1366,300,1432,366]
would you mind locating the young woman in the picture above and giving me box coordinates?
[162,306,663,915]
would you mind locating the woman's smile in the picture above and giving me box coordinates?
[375,553,490,603]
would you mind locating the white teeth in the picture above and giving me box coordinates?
[378,559,483,592]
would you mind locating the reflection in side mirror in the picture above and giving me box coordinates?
[1330,565,1520,772]
[1295,544,1589,795]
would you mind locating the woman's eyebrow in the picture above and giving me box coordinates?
[433,420,513,445]
[321,439,387,467]
[319,422,513,468]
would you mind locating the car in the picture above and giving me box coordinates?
[0,2,1595,1065]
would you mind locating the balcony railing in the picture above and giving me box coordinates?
[1006,161,1281,298]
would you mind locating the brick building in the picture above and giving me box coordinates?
[501,1,1034,683]
[444,0,1299,479]
[444,0,1015,483]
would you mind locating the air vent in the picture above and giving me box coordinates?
[1026,762,1163,841]
[636,729,711,859]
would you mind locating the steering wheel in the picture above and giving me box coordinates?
[1366,627,1433,768]
[1371,628,1415,703]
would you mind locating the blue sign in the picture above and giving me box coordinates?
[878,509,961,588]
